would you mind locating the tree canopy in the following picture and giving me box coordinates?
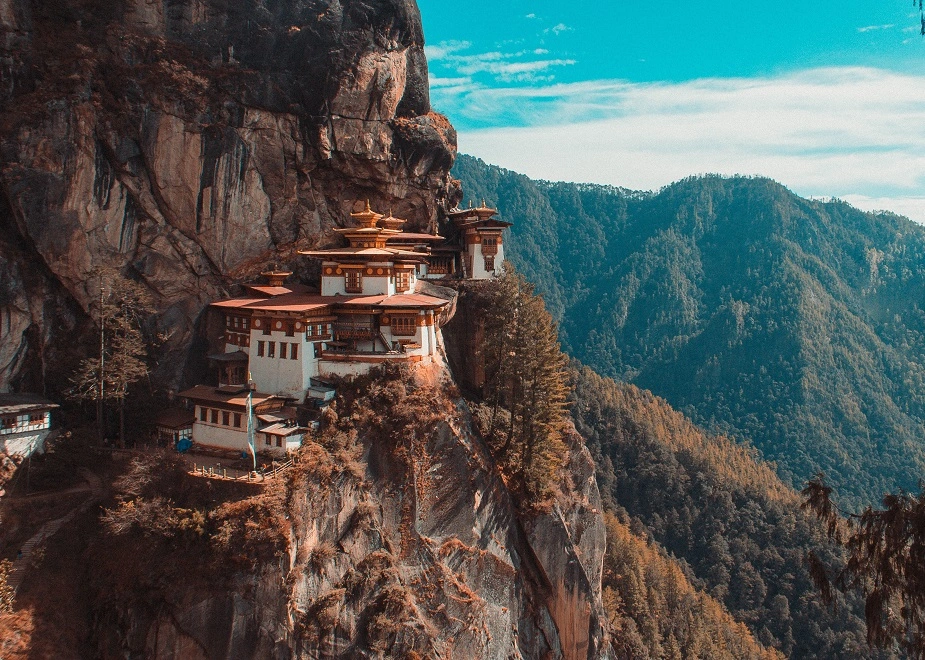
[69,268,157,444]
[803,475,925,658]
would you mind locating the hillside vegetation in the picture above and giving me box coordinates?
[454,154,925,507]
[572,365,891,659]
[602,512,782,660]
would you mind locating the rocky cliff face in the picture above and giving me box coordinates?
[73,364,610,659]
[0,0,460,392]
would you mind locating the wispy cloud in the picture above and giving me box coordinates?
[841,195,925,220]
[427,40,576,83]
[425,40,471,62]
[428,75,473,88]
[432,67,925,222]
[545,23,572,35]
[857,23,895,32]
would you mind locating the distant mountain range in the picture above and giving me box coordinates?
[453,154,925,506]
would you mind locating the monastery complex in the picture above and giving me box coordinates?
[175,201,510,458]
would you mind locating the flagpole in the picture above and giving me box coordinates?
[246,376,256,471]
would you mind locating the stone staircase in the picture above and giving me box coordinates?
[3,468,104,607]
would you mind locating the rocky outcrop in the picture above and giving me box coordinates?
[0,0,460,392]
[85,364,610,659]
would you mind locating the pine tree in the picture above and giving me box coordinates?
[69,269,156,445]
[803,474,925,658]
[477,270,570,503]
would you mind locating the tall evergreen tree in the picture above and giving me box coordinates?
[69,269,156,445]
[478,271,570,503]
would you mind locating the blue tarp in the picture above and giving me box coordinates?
[176,437,192,453]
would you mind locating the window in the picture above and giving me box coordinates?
[265,435,271,446]
[222,411,230,426]
[257,341,265,357]
[396,270,411,292]
[392,316,417,336]
[484,255,495,272]
[199,407,207,422]
[29,413,44,423]
[262,325,271,335]
[233,413,242,428]
[276,436,283,448]
[279,342,287,359]
[285,324,295,337]
[2,417,15,429]
[345,270,362,293]
[210,409,218,424]
[290,343,299,360]
[268,341,275,358]
[482,235,499,255]
[314,342,321,358]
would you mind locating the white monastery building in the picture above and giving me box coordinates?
[0,394,58,458]
[178,201,510,456]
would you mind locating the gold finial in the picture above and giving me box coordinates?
[365,199,372,212]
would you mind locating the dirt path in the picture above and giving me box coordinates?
[4,469,104,601]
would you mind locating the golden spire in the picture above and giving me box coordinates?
[350,199,382,228]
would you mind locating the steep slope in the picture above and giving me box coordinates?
[443,274,791,660]
[0,0,459,393]
[453,154,925,506]
[572,366,889,659]
[602,512,782,660]
[0,364,612,658]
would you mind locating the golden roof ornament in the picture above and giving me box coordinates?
[350,199,382,228]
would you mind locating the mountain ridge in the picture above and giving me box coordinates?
[453,153,925,506]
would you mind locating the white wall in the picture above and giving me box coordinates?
[321,272,346,296]
[0,430,51,457]
[248,329,319,401]
[467,241,504,280]
[192,419,251,453]
[257,432,304,457]
[321,263,413,296]
[319,360,376,379]
[380,311,437,357]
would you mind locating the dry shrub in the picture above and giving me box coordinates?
[211,493,288,565]
[366,584,417,650]
[309,541,337,573]
[298,588,346,642]
[0,560,13,613]
[290,441,336,484]
[344,550,398,601]
[112,450,190,500]
[102,497,206,539]
[348,500,379,534]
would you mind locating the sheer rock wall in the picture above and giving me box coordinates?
[0,0,460,392]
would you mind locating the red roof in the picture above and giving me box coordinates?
[178,384,282,408]
[300,246,429,260]
[386,232,445,242]
[339,293,449,309]
[244,283,313,297]
[154,408,196,429]
[211,293,334,313]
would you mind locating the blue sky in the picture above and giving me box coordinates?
[418,0,925,221]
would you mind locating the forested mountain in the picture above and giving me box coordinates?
[453,154,925,506]
[572,366,889,659]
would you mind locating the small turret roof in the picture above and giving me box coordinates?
[350,200,382,228]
